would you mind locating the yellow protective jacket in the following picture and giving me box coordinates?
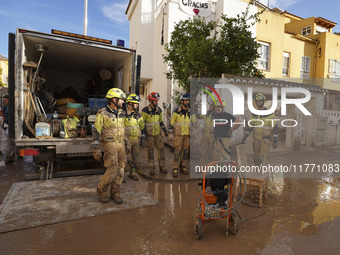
[125,109,145,141]
[92,106,126,144]
[249,111,277,140]
[202,112,214,137]
[142,105,167,136]
[170,106,193,136]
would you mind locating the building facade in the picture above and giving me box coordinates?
[126,0,340,126]
[256,3,340,90]
[0,55,8,87]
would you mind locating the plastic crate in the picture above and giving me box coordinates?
[89,98,107,109]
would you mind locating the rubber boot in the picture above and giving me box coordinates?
[172,169,178,177]
[110,184,123,204]
[180,166,188,174]
[149,168,155,175]
[96,187,109,203]
[129,167,139,181]
[160,166,167,173]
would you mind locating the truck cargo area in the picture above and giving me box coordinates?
[10,29,138,178]
[14,29,136,150]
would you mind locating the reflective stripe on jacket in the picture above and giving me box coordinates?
[171,106,191,136]
[93,106,126,143]
[142,105,163,136]
[250,112,276,139]
[125,109,144,141]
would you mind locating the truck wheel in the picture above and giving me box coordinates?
[194,217,204,239]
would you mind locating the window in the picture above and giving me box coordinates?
[257,42,270,71]
[329,59,340,82]
[302,26,312,36]
[329,59,340,75]
[300,56,311,80]
[282,52,290,76]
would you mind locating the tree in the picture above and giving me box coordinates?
[163,6,264,92]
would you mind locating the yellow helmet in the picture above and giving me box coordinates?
[255,93,266,101]
[106,88,126,100]
[216,99,226,108]
[126,94,140,104]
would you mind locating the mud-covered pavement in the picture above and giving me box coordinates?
[0,146,339,255]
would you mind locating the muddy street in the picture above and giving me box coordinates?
[0,146,339,255]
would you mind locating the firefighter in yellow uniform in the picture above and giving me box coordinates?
[244,93,278,166]
[125,94,145,181]
[92,88,126,204]
[170,93,192,177]
[142,92,168,175]
[199,101,215,165]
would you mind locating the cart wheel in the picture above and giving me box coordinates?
[194,217,204,239]
[228,212,239,234]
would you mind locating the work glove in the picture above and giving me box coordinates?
[272,136,278,149]
[140,135,146,148]
[92,148,102,161]
[169,133,174,142]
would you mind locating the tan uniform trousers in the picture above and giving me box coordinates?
[200,135,213,165]
[97,141,126,193]
[173,135,190,170]
[253,138,271,166]
[126,138,140,171]
[146,135,165,170]
[212,138,231,162]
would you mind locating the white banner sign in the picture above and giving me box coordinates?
[179,0,212,18]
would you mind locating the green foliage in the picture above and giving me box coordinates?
[163,6,264,92]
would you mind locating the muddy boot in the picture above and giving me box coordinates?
[172,169,178,177]
[5,154,15,165]
[149,168,155,175]
[129,167,139,181]
[110,184,123,204]
[180,166,188,174]
[96,187,109,203]
[160,166,167,173]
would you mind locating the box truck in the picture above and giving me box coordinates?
[7,28,141,179]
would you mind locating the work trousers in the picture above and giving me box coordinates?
[126,138,140,171]
[173,135,190,170]
[97,141,126,194]
[253,138,271,166]
[212,138,231,162]
[146,135,165,170]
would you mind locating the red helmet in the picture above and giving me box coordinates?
[147,92,160,101]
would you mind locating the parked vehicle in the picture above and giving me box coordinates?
[7,28,140,179]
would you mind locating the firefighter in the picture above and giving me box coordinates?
[169,93,192,177]
[211,100,241,162]
[0,95,15,164]
[142,92,168,175]
[92,88,127,204]
[244,93,278,166]
[125,94,145,181]
[199,101,215,165]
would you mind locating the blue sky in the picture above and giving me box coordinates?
[0,0,339,58]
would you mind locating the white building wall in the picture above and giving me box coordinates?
[127,0,258,125]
